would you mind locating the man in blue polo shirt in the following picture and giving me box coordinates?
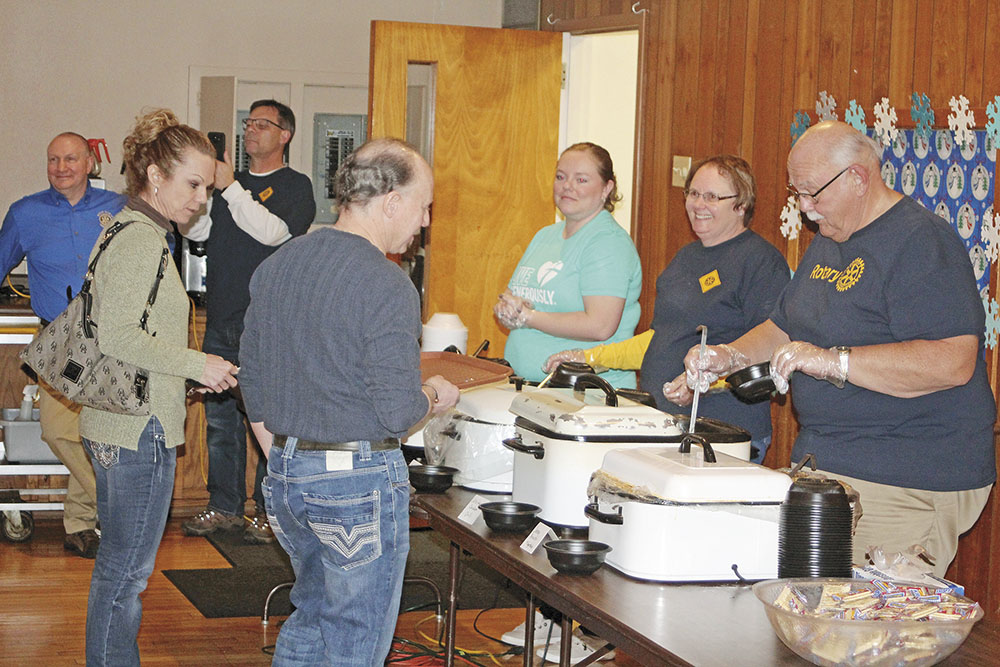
[0,132,126,558]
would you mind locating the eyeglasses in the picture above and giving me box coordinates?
[787,166,850,204]
[242,117,285,132]
[684,188,738,204]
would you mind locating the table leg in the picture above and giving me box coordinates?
[445,540,461,667]
[559,616,572,665]
[524,594,536,667]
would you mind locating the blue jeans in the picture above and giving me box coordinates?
[83,416,175,667]
[751,435,772,464]
[204,324,264,514]
[263,438,411,666]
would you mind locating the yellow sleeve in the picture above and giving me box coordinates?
[585,329,654,370]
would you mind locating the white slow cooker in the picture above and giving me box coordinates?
[503,383,752,529]
[421,381,532,493]
[587,446,792,582]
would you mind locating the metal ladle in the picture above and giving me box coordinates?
[689,325,708,433]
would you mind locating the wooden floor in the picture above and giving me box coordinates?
[0,515,640,665]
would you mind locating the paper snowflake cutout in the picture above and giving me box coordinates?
[845,100,866,134]
[779,196,801,240]
[910,93,934,143]
[790,111,811,145]
[816,91,838,121]
[986,96,1000,146]
[984,296,1000,349]
[948,95,975,149]
[872,98,898,147]
[982,208,1000,263]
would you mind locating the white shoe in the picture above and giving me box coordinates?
[499,611,562,646]
[535,632,616,664]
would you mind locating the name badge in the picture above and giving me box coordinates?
[258,186,274,202]
[326,451,353,471]
[699,269,721,293]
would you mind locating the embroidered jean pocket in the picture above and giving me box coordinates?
[304,489,381,570]
[89,441,120,469]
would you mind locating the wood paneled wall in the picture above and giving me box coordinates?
[541,0,1000,608]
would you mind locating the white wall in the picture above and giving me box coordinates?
[0,0,502,209]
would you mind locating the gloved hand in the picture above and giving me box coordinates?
[543,348,585,372]
[662,372,694,406]
[682,343,750,394]
[770,341,845,394]
[493,292,534,330]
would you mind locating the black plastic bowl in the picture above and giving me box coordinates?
[725,361,776,403]
[543,539,612,575]
[479,501,541,533]
[408,465,459,493]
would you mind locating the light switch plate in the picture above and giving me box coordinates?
[672,155,692,187]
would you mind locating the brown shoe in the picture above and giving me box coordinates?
[181,508,243,536]
[64,529,99,559]
[243,512,275,544]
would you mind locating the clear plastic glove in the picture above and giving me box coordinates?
[682,343,750,394]
[543,348,585,372]
[770,341,844,394]
[662,372,694,406]
[493,292,533,330]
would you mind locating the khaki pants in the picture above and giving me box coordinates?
[38,382,97,534]
[824,470,993,578]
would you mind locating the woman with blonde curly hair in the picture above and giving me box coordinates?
[82,108,238,665]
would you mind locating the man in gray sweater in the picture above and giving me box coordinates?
[239,138,458,665]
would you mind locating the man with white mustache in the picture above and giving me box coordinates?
[682,120,995,578]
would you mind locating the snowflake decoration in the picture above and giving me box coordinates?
[948,95,975,150]
[986,96,1000,146]
[790,111,811,146]
[984,296,1000,349]
[816,91,838,121]
[779,195,801,240]
[872,97,898,147]
[910,92,935,143]
[845,100,866,134]
[982,208,1000,263]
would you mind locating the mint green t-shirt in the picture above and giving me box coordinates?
[504,209,642,387]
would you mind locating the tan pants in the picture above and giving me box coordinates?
[38,382,97,534]
[824,470,993,578]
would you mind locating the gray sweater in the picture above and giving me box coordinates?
[240,227,427,441]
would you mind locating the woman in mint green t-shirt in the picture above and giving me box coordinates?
[494,142,641,388]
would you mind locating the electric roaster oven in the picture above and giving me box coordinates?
[586,441,793,582]
[502,371,754,530]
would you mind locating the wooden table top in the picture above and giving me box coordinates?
[414,487,999,666]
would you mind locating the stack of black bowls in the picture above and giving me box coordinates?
[778,476,853,578]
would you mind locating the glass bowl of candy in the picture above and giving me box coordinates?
[753,578,983,667]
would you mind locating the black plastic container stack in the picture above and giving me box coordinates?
[778,476,853,578]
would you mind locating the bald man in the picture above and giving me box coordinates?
[683,121,995,577]
[0,132,126,558]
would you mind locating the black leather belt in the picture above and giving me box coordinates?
[272,434,400,452]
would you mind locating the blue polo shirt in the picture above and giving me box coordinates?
[0,184,126,322]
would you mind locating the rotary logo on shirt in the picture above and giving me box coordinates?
[807,257,865,292]
[258,186,274,202]
[699,269,721,293]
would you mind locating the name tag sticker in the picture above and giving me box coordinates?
[521,522,557,553]
[458,494,490,525]
[699,269,721,293]
[325,450,353,471]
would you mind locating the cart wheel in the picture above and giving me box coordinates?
[1,511,34,542]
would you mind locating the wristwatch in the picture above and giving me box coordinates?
[834,346,851,389]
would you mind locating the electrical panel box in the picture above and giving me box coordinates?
[312,114,367,224]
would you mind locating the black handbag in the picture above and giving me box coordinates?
[19,220,170,416]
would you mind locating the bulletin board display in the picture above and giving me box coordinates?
[879,128,996,297]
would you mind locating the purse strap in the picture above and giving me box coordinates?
[80,220,171,337]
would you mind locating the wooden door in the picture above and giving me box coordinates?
[369,21,563,353]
